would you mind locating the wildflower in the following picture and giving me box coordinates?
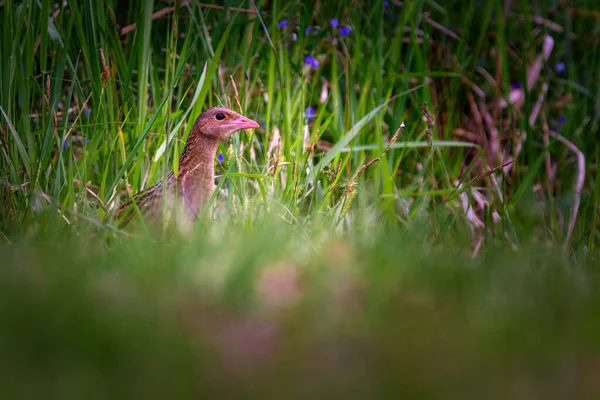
[85,109,91,118]
[291,33,297,41]
[510,81,521,89]
[62,140,68,150]
[278,20,287,29]
[305,106,315,122]
[330,19,339,28]
[555,62,566,74]
[340,26,352,37]
[305,27,313,35]
[304,55,319,69]
[383,0,389,7]
[218,153,225,163]
[85,138,90,145]
[558,115,567,125]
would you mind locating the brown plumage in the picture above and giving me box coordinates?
[115,107,259,228]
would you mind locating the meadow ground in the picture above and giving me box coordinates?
[1,0,599,397]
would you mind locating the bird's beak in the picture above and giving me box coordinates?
[230,116,260,130]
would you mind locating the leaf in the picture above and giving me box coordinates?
[153,62,208,162]
[224,173,274,180]
[334,141,478,153]
[0,106,30,176]
[305,83,427,184]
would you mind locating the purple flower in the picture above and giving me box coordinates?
[304,55,319,69]
[305,27,313,35]
[340,26,352,37]
[510,81,522,89]
[305,106,315,122]
[218,153,224,163]
[558,115,567,125]
[85,138,90,145]
[383,0,389,7]
[84,109,91,118]
[330,19,339,28]
[278,20,287,29]
[555,62,566,74]
[62,140,68,150]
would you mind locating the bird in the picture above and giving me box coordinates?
[114,107,259,228]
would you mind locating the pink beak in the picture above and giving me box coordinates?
[231,116,260,130]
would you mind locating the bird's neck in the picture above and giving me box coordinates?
[176,132,219,216]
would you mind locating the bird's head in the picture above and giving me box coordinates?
[192,107,259,141]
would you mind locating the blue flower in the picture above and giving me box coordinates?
[85,138,90,145]
[330,19,339,28]
[304,55,319,69]
[555,62,566,74]
[62,140,68,150]
[383,0,389,7]
[340,26,352,37]
[558,115,567,125]
[84,109,91,118]
[278,20,287,29]
[305,106,315,122]
[218,153,224,163]
[305,26,313,35]
[510,81,521,89]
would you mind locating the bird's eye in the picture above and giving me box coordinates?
[215,113,226,121]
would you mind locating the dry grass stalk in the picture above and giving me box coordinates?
[549,131,585,252]
[120,2,266,36]
[45,75,51,110]
[527,35,554,91]
[0,124,7,156]
[423,13,461,41]
[355,122,406,180]
[99,44,109,88]
[469,160,514,184]
[421,103,434,151]
[229,75,243,112]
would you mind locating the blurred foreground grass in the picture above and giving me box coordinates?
[1,220,600,398]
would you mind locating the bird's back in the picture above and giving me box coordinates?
[114,172,181,228]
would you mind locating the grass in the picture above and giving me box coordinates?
[1,0,600,397]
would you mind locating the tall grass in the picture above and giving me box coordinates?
[1,0,596,248]
[1,0,599,396]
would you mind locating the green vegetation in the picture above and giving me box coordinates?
[1,0,599,397]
